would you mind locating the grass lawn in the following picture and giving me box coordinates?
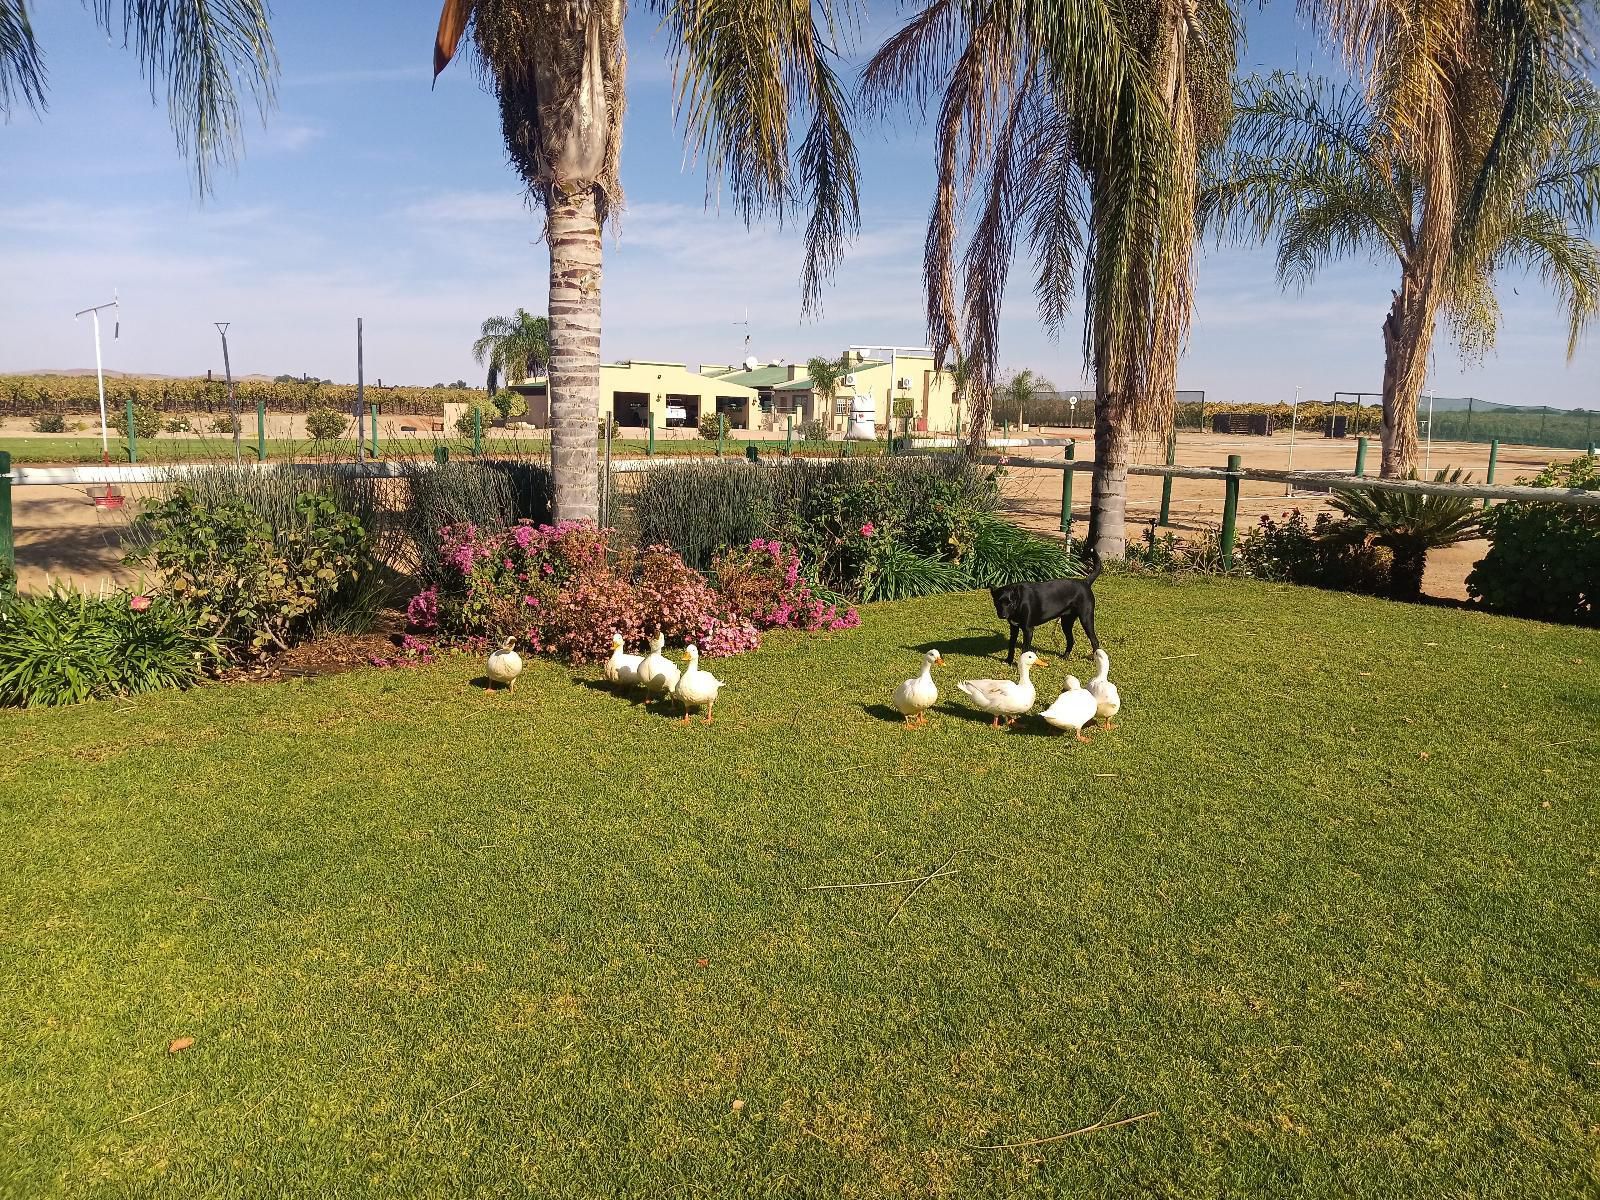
[0,435,879,466]
[1,579,1596,1197]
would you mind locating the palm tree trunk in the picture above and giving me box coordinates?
[1379,265,1435,478]
[1087,384,1129,559]
[548,187,603,523]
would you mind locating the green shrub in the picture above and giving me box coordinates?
[0,587,210,708]
[698,413,727,441]
[633,462,775,569]
[1467,454,1598,625]
[209,412,242,436]
[800,419,829,443]
[455,401,498,437]
[492,390,529,422]
[164,417,193,434]
[127,486,369,657]
[1328,468,1480,600]
[965,517,1078,586]
[30,411,66,434]
[109,400,162,441]
[859,541,967,602]
[398,461,518,577]
[305,407,347,441]
[1236,510,1393,594]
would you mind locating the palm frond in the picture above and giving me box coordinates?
[90,0,278,196]
[0,0,46,116]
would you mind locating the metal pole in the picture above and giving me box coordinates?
[473,406,483,457]
[355,318,365,465]
[0,451,12,573]
[257,395,267,462]
[434,445,449,466]
[215,324,238,464]
[369,401,379,459]
[1059,439,1075,539]
[1354,436,1369,478]
[717,413,725,457]
[786,413,794,456]
[1484,437,1499,508]
[1158,429,1176,525]
[1220,453,1242,567]
[647,410,656,457]
[125,393,137,464]
[1285,386,1300,496]
[92,311,109,465]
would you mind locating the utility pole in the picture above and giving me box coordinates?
[1285,384,1301,495]
[214,323,238,463]
[356,318,365,465]
[74,294,119,466]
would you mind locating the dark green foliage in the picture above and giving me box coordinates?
[396,460,553,578]
[209,413,242,436]
[108,400,161,441]
[1237,510,1394,594]
[698,413,727,441]
[127,487,368,657]
[965,517,1077,586]
[1329,469,1481,601]
[30,411,65,434]
[633,462,775,569]
[858,540,967,601]
[0,587,209,707]
[305,407,347,441]
[1468,455,1599,625]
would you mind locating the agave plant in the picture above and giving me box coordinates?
[1328,469,1481,601]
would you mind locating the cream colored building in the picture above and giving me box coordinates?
[513,361,761,430]
[721,347,972,434]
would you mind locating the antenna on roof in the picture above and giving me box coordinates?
[734,307,750,361]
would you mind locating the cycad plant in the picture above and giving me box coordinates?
[433,0,858,523]
[1328,468,1482,600]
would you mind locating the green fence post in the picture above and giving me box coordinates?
[717,414,726,457]
[124,395,138,464]
[369,403,380,459]
[1058,439,1075,536]
[1539,408,1548,442]
[1484,437,1499,508]
[1465,395,1473,438]
[472,406,483,457]
[647,410,656,457]
[1220,453,1242,567]
[256,396,267,462]
[433,445,449,466]
[786,414,794,457]
[842,434,851,459]
[1354,436,1368,478]
[1158,429,1176,526]
[0,451,12,574]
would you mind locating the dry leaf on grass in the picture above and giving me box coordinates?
[167,1038,195,1055]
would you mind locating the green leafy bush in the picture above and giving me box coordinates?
[1467,454,1598,625]
[633,462,775,569]
[0,587,210,708]
[965,517,1077,586]
[305,407,347,441]
[698,413,727,441]
[209,412,242,436]
[128,487,368,657]
[30,411,66,434]
[455,401,497,437]
[492,390,529,422]
[164,417,193,434]
[1236,510,1393,594]
[108,400,162,441]
[800,419,829,443]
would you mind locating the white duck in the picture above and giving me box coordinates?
[891,649,943,726]
[957,649,1044,728]
[604,633,644,689]
[485,636,523,693]
[637,632,680,704]
[1085,648,1121,727]
[673,644,725,723]
[1040,676,1098,741]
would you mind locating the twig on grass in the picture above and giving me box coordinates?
[1157,653,1199,661]
[887,848,965,925]
[410,1078,488,1137]
[970,1107,1158,1150]
[106,1090,195,1130]
[806,869,963,891]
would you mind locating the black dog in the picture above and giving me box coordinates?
[990,548,1101,665]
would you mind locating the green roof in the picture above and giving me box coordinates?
[712,366,795,388]
[772,378,813,392]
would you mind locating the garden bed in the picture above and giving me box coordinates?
[1,580,1595,1197]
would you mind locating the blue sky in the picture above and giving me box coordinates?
[2,0,1593,408]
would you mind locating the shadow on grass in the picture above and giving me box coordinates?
[576,676,664,711]
[904,630,1010,659]
[862,703,911,725]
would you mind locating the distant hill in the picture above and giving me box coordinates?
[18,369,292,383]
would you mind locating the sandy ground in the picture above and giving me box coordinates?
[9,430,1579,599]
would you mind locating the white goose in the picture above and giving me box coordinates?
[673,644,725,723]
[637,632,680,704]
[604,633,644,689]
[1085,648,1121,727]
[891,649,943,726]
[485,636,523,693]
[957,650,1043,727]
[1040,676,1098,741]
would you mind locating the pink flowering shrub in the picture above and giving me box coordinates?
[410,521,760,662]
[712,538,861,632]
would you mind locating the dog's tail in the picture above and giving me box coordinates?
[1079,544,1102,584]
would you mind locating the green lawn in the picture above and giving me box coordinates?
[1,579,1596,1198]
[0,434,878,466]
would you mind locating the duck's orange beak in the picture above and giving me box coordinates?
[1035,659,1050,668]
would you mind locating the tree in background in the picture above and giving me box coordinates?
[434,0,858,521]
[0,0,276,194]
[860,0,1238,557]
[805,352,853,427]
[472,309,551,394]
[1204,72,1600,476]
[1000,369,1054,428]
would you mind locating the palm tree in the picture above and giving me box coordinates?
[860,0,1238,557]
[473,308,550,394]
[1000,368,1053,428]
[0,0,275,194]
[433,0,859,522]
[1204,72,1600,476]
[805,351,852,430]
